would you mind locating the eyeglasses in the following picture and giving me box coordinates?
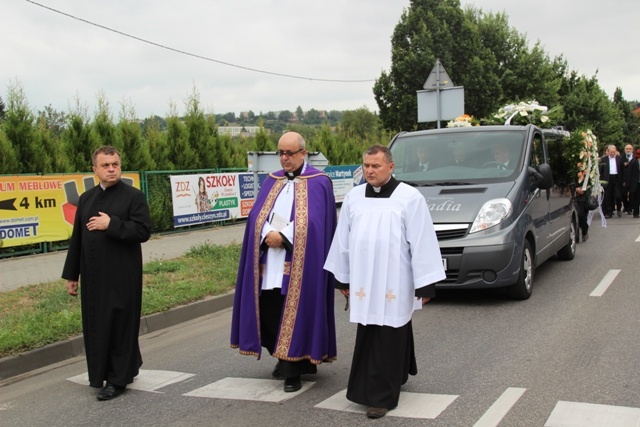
[277,149,303,157]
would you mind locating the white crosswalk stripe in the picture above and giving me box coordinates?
[66,373,640,424]
[67,369,195,392]
[315,389,458,419]
[545,401,640,426]
[184,377,314,402]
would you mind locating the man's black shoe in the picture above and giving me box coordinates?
[617,211,622,217]
[283,377,301,393]
[97,383,125,401]
[366,407,388,418]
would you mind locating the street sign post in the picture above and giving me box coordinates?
[417,59,464,127]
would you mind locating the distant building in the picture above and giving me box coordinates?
[217,126,263,137]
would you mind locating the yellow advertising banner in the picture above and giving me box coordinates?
[0,173,140,248]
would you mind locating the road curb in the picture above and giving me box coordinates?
[0,292,234,382]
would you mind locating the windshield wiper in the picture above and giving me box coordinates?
[399,180,434,187]
[432,181,472,186]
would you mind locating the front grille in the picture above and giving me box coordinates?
[435,226,468,240]
[439,247,463,256]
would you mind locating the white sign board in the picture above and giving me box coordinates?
[417,87,465,123]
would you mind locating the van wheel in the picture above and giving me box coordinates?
[556,219,577,260]
[506,240,533,300]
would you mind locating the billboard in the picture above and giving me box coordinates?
[0,174,140,248]
[169,172,255,227]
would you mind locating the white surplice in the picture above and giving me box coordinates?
[324,182,445,327]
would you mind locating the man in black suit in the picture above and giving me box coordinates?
[627,148,640,218]
[622,144,635,214]
[599,144,625,218]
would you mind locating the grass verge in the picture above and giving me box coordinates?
[0,243,241,358]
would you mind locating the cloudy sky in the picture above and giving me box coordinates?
[2,0,638,119]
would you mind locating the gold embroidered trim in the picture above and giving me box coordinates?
[275,354,337,364]
[274,178,308,359]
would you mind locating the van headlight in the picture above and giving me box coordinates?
[469,198,512,233]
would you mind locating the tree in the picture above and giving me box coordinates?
[222,112,236,123]
[3,81,44,173]
[278,110,294,122]
[165,103,196,170]
[295,106,305,122]
[560,73,624,149]
[142,115,166,133]
[374,0,473,131]
[0,130,20,173]
[64,99,93,172]
[312,123,339,164]
[252,118,274,151]
[90,94,117,152]
[0,95,6,123]
[37,105,67,137]
[304,108,323,125]
[144,117,167,170]
[612,88,640,147]
[374,0,563,131]
[327,110,344,124]
[35,113,69,173]
[339,107,382,141]
[117,102,153,171]
[183,88,216,169]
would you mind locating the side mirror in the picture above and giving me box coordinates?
[528,163,552,190]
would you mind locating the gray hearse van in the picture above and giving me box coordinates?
[388,124,576,299]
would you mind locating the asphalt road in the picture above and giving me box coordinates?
[2,213,640,426]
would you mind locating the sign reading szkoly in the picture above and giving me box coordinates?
[169,172,255,227]
[0,174,140,248]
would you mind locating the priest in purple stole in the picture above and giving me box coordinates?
[230,132,337,393]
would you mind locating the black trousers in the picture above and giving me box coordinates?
[346,321,417,409]
[631,186,640,216]
[576,199,589,236]
[258,289,317,379]
[603,175,622,215]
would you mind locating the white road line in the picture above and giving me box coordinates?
[473,387,526,427]
[184,377,314,402]
[67,369,196,392]
[545,401,640,426]
[590,269,620,297]
[636,234,640,242]
[315,389,458,419]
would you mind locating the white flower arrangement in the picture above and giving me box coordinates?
[446,114,474,128]
[564,128,602,196]
[494,100,549,125]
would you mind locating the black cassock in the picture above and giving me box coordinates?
[62,180,151,388]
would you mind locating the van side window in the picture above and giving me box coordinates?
[546,133,572,195]
[530,134,544,168]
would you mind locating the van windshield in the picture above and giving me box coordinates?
[390,129,526,184]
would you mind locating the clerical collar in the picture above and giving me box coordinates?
[366,176,399,198]
[285,162,306,180]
